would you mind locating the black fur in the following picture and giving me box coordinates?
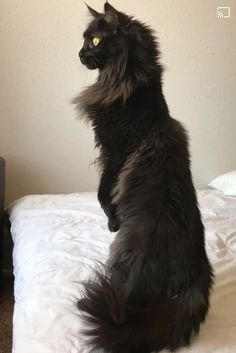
[74,3,214,353]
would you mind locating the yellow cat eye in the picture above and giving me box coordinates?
[92,37,101,46]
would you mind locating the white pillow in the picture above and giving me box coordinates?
[208,171,236,196]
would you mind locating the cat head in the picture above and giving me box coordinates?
[75,2,162,107]
[79,2,130,70]
[79,2,159,74]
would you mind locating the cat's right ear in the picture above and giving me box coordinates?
[84,2,100,18]
[104,2,119,26]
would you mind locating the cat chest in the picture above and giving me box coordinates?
[92,110,139,150]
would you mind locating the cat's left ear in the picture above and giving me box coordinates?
[85,3,100,18]
[104,2,119,26]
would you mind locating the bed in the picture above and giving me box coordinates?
[7,189,236,353]
[0,157,5,269]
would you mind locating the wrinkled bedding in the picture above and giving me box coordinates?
[9,190,236,353]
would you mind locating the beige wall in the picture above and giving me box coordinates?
[0,0,235,205]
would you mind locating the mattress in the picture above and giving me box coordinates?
[9,190,236,353]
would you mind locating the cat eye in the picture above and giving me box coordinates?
[92,37,101,46]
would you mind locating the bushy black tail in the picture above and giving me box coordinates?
[78,266,209,353]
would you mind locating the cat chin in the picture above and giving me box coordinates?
[80,58,98,70]
[80,61,96,70]
[85,63,98,70]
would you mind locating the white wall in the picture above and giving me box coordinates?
[0,0,235,205]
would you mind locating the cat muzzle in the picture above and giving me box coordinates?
[79,50,98,70]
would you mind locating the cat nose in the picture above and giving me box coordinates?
[79,50,84,58]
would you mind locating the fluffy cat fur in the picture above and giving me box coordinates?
[74,2,214,353]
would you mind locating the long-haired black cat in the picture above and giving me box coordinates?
[74,2,214,353]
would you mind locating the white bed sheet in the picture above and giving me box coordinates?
[9,190,236,353]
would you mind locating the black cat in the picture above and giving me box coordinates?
[74,3,214,353]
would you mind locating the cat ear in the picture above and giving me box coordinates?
[85,3,100,18]
[104,2,118,13]
[104,2,119,26]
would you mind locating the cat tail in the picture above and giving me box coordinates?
[78,265,208,353]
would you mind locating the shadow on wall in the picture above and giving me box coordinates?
[6,156,60,205]
[5,154,99,206]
